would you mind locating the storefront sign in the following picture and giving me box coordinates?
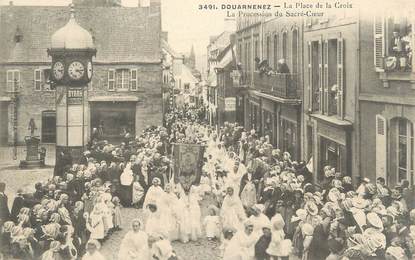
[67,88,83,105]
[225,97,236,111]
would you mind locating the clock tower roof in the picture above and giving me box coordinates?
[51,4,94,50]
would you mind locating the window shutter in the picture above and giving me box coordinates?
[374,16,385,72]
[108,69,115,91]
[34,69,42,91]
[323,40,329,114]
[130,69,138,91]
[376,114,387,183]
[318,39,323,113]
[337,38,344,119]
[307,41,312,110]
[7,70,13,91]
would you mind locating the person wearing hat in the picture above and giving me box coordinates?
[248,204,270,241]
[224,219,256,260]
[267,214,292,260]
[308,207,332,260]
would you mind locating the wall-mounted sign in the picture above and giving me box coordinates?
[67,88,83,105]
[225,97,236,111]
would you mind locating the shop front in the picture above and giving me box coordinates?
[90,99,137,143]
[312,117,352,181]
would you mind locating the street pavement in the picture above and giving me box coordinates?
[100,196,222,260]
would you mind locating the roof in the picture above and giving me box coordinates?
[161,39,182,59]
[0,5,161,63]
[181,65,199,84]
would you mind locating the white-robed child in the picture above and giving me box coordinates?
[199,171,212,195]
[112,196,122,231]
[203,206,221,241]
[86,205,105,242]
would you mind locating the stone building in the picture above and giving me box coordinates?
[0,0,162,145]
[235,16,303,160]
[359,11,415,186]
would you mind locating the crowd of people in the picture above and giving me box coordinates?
[1,106,415,260]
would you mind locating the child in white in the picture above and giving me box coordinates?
[203,206,221,240]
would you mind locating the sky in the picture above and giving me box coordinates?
[0,0,237,74]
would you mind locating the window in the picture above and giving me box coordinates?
[116,69,129,90]
[327,39,338,115]
[34,69,42,91]
[273,34,279,69]
[308,41,321,111]
[266,36,271,62]
[282,31,288,61]
[108,69,115,91]
[292,29,298,73]
[34,68,52,91]
[320,137,346,179]
[184,83,190,94]
[374,16,413,72]
[397,118,414,184]
[6,70,20,92]
[130,69,138,91]
[254,38,259,70]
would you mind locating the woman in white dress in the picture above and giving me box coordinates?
[160,184,180,241]
[118,219,149,260]
[82,240,106,260]
[177,185,202,243]
[221,186,247,233]
[143,178,165,209]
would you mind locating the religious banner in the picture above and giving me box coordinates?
[172,143,205,192]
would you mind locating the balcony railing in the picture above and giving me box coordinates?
[253,72,298,99]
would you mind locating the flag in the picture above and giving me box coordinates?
[172,143,205,192]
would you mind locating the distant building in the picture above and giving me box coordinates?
[0,0,162,145]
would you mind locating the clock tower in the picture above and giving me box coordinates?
[48,4,96,163]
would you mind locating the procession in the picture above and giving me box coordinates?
[0,105,414,260]
[1,0,415,259]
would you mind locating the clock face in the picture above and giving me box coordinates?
[68,61,85,80]
[52,61,65,80]
[87,61,93,80]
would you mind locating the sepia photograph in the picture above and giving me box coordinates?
[0,0,414,259]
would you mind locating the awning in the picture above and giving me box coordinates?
[0,97,11,102]
[88,96,139,102]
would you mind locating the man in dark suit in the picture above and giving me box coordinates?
[0,182,10,225]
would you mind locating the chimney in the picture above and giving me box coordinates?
[161,31,168,42]
[224,18,236,32]
[9,1,13,6]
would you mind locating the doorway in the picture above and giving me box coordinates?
[41,111,56,143]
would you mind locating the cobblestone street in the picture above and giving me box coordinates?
[100,198,222,260]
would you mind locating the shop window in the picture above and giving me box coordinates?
[320,137,346,179]
[396,118,414,184]
[281,119,297,159]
